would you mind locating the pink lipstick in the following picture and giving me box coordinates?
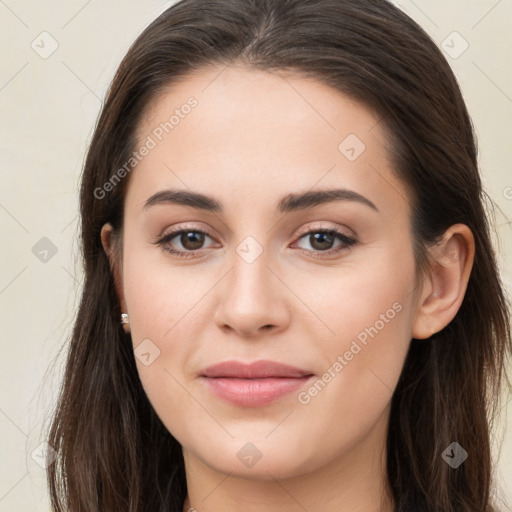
[199,360,314,407]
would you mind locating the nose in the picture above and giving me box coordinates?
[213,247,291,339]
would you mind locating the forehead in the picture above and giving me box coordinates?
[137,63,385,149]
[127,64,407,217]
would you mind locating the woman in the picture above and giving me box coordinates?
[46,0,511,510]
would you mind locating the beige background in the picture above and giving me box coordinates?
[1,1,511,510]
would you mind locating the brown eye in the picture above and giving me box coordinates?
[293,228,357,260]
[156,228,216,259]
[308,232,336,251]
[177,231,205,251]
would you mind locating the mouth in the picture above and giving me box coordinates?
[199,360,315,407]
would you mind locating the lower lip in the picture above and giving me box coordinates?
[200,376,313,407]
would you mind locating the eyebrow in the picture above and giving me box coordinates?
[143,187,378,213]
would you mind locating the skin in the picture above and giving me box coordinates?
[101,64,474,512]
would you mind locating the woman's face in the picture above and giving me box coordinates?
[114,64,424,480]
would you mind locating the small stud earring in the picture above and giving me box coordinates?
[432,291,438,297]
[121,313,131,334]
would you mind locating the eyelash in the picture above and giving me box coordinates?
[154,225,357,260]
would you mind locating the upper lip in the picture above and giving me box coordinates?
[200,360,314,379]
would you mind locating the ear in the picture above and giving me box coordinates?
[412,224,475,339]
[100,223,128,330]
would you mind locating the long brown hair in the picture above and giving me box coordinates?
[46,0,512,510]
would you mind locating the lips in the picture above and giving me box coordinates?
[200,360,313,379]
[199,360,314,407]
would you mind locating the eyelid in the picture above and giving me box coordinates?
[155,222,354,244]
[155,223,219,250]
[293,222,355,240]
[156,222,214,239]
[154,221,358,260]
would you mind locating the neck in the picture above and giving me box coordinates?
[181,409,394,512]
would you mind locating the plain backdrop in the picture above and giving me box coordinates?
[0,1,511,510]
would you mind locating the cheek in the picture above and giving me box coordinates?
[292,242,416,349]
[121,261,203,442]
[120,248,219,440]
[293,250,416,443]
[121,247,214,339]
